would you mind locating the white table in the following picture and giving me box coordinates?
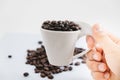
[0,33,93,80]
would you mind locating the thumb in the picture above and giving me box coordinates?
[92,24,118,53]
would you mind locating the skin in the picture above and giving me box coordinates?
[86,24,120,80]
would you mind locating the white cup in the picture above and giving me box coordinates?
[40,22,92,66]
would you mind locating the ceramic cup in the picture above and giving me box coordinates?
[40,22,92,66]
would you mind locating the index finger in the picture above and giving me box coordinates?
[86,35,95,49]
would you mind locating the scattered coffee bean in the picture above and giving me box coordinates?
[27,50,31,53]
[42,20,81,31]
[44,67,49,71]
[78,56,83,59]
[74,48,85,55]
[23,72,29,77]
[38,41,43,44]
[74,62,80,66]
[8,55,12,58]
[70,63,73,65]
[40,73,46,78]
[68,66,73,71]
[25,41,86,79]
[63,67,69,71]
[81,60,86,64]
[48,74,54,79]
[35,68,40,73]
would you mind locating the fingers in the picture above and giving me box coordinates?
[92,72,110,80]
[86,49,102,61]
[86,35,95,49]
[95,44,103,54]
[92,24,118,54]
[86,60,107,72]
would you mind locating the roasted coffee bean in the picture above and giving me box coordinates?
[40,73,46,78]
[41,45,45,49]
[23,72,29,77]
[43,21,50,25]
[69,67,73,71]
[70,63,73,65]
[41,55,46,58]
[35,68,40,73]
[32,60,36,65]
[74,48,85,55]
[78,56,83,59]
[44,71,51,75]
[81,60,86,64]
[27,51,36,56]
[27,50,31,53]
[59,69,63,73]
[25,61,30,64]
[48,74,54,79]
[44,67,49,71]
[75,62,80,66]
[63,67,69,71]
[51,70,56,74]
[56,69,60,73]
[38,41,43,44]
[8,55,12,58]
[41,59,47,63]
[36,64,43,67]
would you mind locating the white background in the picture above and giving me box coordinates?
[0,0,120,39]
[0,0,120,80]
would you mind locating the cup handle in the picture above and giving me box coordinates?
[73,22,92,59]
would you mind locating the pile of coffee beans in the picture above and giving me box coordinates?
[25,41,86,79]
[42,20,81,31]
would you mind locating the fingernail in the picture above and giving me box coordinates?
[94,24,102,32]
[104,72,110,79]
[98,63,106,72]
[93,54,99,60]
[87,35,93,42]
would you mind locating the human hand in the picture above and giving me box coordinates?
[86,24,120,80]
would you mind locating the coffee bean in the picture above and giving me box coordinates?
[8,55,12,58]
[48,74,54,79]
[36,64,43,67]
[35,68,40,73]
[74,48,84,55]
[78,56,83,59]
[51,70,56,74]
[43,21,50,25]
[23,72,29,77]
[25,61,30,64]
[44,67,49,71]
[27,50,31,53]
[56,69,60,73]
[41,58,47,63]
[41,55,46,58]
[41,45,45,49]
[40,73,46,78]
[44,71,51,75]
[81,60,86,64]
[74,62,80,66]
[38,41,43,44]
[63,67,69,71]
[70,63,73,65]
[69,67,73,71]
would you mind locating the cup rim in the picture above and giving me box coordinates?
[40,27,81,33]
